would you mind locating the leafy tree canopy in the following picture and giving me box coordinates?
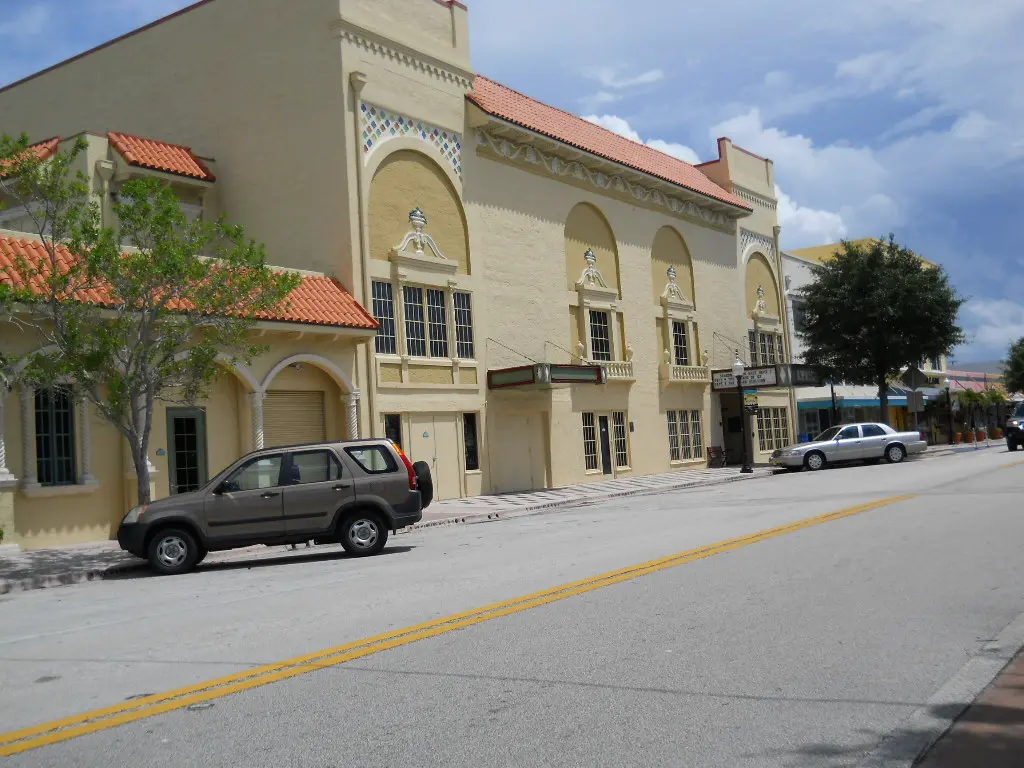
[1004,337,1024,395]
[1,133,300,504]
[798,235,965,420]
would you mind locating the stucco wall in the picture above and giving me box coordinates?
[0,0,354,284]
[464,134,749,486]
[369,149,470,273]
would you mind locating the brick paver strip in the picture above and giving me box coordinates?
[916,648,1024,767]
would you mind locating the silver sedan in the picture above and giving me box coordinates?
[771,423,928,471]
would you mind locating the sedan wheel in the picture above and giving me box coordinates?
[804,452,826,471]
[886,444,906,464]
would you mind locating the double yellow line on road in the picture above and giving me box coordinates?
[0,494,915,757]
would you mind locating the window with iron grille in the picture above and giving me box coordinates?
[756,407,789,451]
[426,288,449,358]
[589,310,612,361]
[759,332,770,365]
[667,411,681,461]
[748,330,758,366]
[35,386,76,486]
[690,410,704,459]
[679,409,693,459]
[612,412,629,468]
[402,286,427,357]
[672,321,689,366]
[582,412,598,471]
[371,281,397,355]
[463,413,480,471]
[453,292,475,359]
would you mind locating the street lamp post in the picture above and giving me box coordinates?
[829,379,838,428]
[733,353,754,474]
[945,377,954,445]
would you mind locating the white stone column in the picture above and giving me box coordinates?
[0,391,17,485]
[78,397,97,485]
[345,392,360,440]
[20,386,37,487]
[249,391,266,451]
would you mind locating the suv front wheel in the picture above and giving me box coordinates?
[339,512,388,557]
[147,528,200,575]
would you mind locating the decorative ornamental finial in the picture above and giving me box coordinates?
[754,284,768,315]
[409,207,427,230]
[584,248,597,267]
[409,208,428,254]
[667,265,677,282]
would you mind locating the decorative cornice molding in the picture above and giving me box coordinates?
[333,20,474,90]
[476,128,736,231]
[733,185,777,211]
[741,228,777,263]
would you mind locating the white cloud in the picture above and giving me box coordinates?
[961,299,1024,358]
[646,139,700,165]
[583,66,665,91]
[583,114,700,165]
[775,186,848,248]
[584,114,642,142]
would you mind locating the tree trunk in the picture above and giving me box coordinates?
[132,443,152,506]
[877,376,890,425]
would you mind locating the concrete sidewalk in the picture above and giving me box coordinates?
[916,648,1024,767]
[0,464,772,594]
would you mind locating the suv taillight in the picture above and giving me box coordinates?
[392,442,417,491]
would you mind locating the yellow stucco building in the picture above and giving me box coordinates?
[0,0,797,549]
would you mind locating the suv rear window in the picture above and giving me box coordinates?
[345,445,398,474]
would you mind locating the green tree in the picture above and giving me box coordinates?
[798,236,965,422]
[1,134,300,504]
[1004,337,1024,395]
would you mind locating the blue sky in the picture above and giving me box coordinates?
[2,0,1022,363]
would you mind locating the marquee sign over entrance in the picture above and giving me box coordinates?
[711,364,823,391]
[712,366,777,391]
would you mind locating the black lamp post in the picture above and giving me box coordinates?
[829,379,838,428]
[733,353,754,474]
[945,377,954,445]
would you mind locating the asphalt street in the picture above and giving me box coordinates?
[1,448,1022,766]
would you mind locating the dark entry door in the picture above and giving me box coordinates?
[598,416,613,475]
[167,407,208,495]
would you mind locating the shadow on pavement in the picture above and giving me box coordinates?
[0,547,134,582]
[105,545,415,581]
[770,701,1024,767]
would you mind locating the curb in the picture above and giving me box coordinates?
[855,609,1024,767]
[397,469,773,535]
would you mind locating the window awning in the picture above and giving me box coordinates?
[487,363,605,390]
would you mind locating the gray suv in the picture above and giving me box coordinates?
[117,439,432,575]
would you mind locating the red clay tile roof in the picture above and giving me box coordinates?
[108,132,216,182]
[0,137,62,176]
[468,77,751,211]
[0,235,376,330]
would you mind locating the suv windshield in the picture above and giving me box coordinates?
[1014,403,1024,419]
[814,427,841,441]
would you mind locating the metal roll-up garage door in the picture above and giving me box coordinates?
[263,391,326,448]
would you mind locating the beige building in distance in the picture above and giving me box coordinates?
[0,0,797,549]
